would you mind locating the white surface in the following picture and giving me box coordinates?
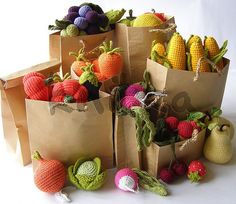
[0,0,236,203]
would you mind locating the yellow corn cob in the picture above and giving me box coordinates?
[166,33,186,70]
[204,36,224,69]
[187,35,202,51]
[151,42,166,64]
[190,41,210,72]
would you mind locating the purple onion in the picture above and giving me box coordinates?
[74,17,88,30]
[125,84,145,96]
[64,12,79,23]
[86,24,100,35]
[85,10,99,24]
[68,6,80,13]
[121,96,141,109]
[97,14,109,28]
[79,5,92,17]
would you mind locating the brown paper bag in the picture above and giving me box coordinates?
[115,16,176,83]
[49,31,114,75]
[142,129,206,177]
[0,60,61,165]
[114,115,142,169]
[147,58,230,119]
[26,92,114,169]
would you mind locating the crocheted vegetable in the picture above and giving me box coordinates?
[60,29,68,37]
[32,151,66,193]
[177,121,193,139]
[68,6,80,13]
[68,157,106,191]
[94,72,107,82]
[187,35,202,51]
[119,9,136,26]
[171,160,187,176]
[85,10,99,24]
[92,59,100,73]
[23,72,52,101]
[165,116,179,130]
[204,36,228,70]
[189,40,210,72]
[105,9,126,24]
[79,2,104,14]
[98,41,123,79]
[79,5,92,17]
[70,48,88,77]
[187,160,206,183]
[51,79,88,103]
[74,17,88,30]
[133,13,162,27]
[133,168,168,196]
[115,168,139,193]
[151,40,166,64]
[64,12,79,23]
[121,96,141,109]
[204,124,233,164]
[131,107,156,151]
[124,83,144,96]
[165,33,186,70]
[48,19,71,31]
[79,64,100,101]
[86,24,100,35]
[66,24,79,37]
[97,14,109,28]
[159,167,175,184]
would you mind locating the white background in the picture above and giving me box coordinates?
[0,0,236,204]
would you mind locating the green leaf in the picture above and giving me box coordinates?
[48,25,61,31]
[68,166,83,189]
[86,171,106,190]
[210,107,222,117]
[208,122,218,131]
[93,157,102,175]
[187,112,206,120]
[73,157,90,174]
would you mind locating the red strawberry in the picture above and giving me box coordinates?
[190,121,201,132]
[188,160,206,183]
[165,116,179,130]
[178,121,193,139]
[171,160,187,176]
[155,13,166,22]
[159,167,175,183]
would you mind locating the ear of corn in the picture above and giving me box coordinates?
[187,35,202,51]
[166,33,186,70]
[151,40,166,64]
[190,40,210,72]
[204,37,228,70]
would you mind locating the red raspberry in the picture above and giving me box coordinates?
[165,116,179,130]
[178,121,193,139]
[159,168,175,183]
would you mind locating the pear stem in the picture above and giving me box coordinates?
[219,124,230,132]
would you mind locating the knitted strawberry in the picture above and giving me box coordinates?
[165,116,179,130]
[190,121,201,132]
[159,167,175,184]
[171,160,187,176]
[178,121,193,139]
[188,160,206,183]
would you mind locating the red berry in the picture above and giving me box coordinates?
[188,160,206,183]
[190,121,201,132]
[165,116,179,130]
[171,160,187,176]
[159,168,175,183]
[178,121,193,139]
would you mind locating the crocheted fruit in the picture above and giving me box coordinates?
[68,6,80,13]
[64,12,79,23]
[151,41,166,64]
[115,168,139,193]
[132,168,168,196]
[95,72,107,82]
[85,10,99,24]
[23,72,52,101]
[51,79,88,103]
[189,40,210,72]
[68,157,106,191]
[165,116,179,130]
[178,121,193,139]
[86,24,100,35]
[92,59,100,73]
[105,9,126,24]
[187,35,202,51]
[74,17,88,30]
[119,9,136,27]
[70,48,88,77]
[133,13,162,27]
[159,167,175,184]
[32,151,66,193]
[190,121,201,132]
[66,24,79,37]
[165,33,186,70]
[79,5,92,17]
[79,64,100,101]
[171,160,187,176]
[79,3,104,14]
[98,41,123,79]
[188,160,206,183]
[97,14,109,28]
[124,83,144,97]
[204,124,233,164]
[204,36,228,70]
[121,96,141,109]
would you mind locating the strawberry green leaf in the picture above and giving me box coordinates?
[210,107,222,117]
[187,112,206,121]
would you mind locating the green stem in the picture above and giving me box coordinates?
[32,151,42,161]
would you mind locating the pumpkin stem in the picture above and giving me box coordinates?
[151,8,156,13]
[32,151,43,161]
[219,124,230,132]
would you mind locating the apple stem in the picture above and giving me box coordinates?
[219,124,230,131]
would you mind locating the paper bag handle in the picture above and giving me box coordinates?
[49,103,88,115]
[149,23,177,34]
